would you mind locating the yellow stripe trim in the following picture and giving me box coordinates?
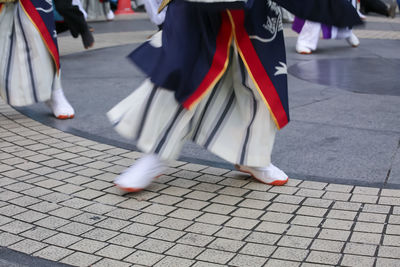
[158,0,171,13]
[19,2,60,75]
[226,10,280,129]
[187,24,234,110]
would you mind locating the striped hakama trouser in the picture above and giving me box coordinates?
[81,0,112,21]
[108,46,278,167]
[0,3,59,107]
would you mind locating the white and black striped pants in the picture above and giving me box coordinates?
[108,46,277,167]
[0,3,59,107]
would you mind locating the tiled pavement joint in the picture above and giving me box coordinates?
[336,203,366,266]
[384,140,400,186]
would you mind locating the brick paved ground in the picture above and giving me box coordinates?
[1,12,400,267]
[0,102,400,266]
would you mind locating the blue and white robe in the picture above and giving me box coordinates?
[108,0,362,167]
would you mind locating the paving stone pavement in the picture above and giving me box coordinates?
[2,11,400,267]
[1,101,400,266]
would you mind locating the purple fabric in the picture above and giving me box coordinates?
[321,24,332,39]
[292,17,305,33]
[292,17,333,39]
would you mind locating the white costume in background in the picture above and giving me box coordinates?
[295,20,359,54]
[81,0,114,21]
[0,2,74,119]
[293,0,359,54]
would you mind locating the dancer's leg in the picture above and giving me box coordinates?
[54,0,94,48]
[109,45,288,191]
[333,28,360,47]
[46,71,75,119]
[296,20,321,54]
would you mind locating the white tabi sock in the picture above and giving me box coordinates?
[46,88,75,119]
[114,154,166,192]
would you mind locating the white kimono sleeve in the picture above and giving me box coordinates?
[144,0,166,26]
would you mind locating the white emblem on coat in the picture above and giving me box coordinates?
[36,0,53,13]
[249,0,283,43]
[274,62,287,76]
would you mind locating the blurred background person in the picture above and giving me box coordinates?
[131,0,146,11]
[0,0,75,119]
[81,0,115,21]
[360,0,397,18]
[54,0,95,49]
[293,0,360,54]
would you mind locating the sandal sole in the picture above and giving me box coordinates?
[56,114,75,120]
[114,174,162,192]
[115,184,145,192]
